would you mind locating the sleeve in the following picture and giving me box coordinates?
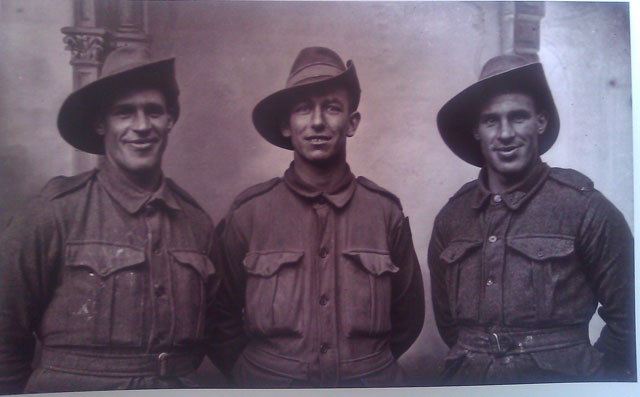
[577,191,635,380]
[204,211,249,379]
[0,197,61,393]
[388,216,425,359]
[427,213,457,348]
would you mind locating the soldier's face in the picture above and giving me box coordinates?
[474,93,547,181]
[281,88,360,165]
[97,88,173,177]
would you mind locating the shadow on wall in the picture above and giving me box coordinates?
[0,141,42,229]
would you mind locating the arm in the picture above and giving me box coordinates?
[0,197,61,393]
[205,212,249,379]
[389,216,425,359]
[577,191,635,380]
[427,214,457,348]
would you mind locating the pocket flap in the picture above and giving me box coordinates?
[440,240,482,264]
[243,251,304,277]
[343,250,399,276]
[508,236,574,260]
[170,250,216,279]
[66,242,145,277]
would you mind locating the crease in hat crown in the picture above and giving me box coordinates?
[479,53,538,80]
[251,46,360,150]
[100,46,154,78]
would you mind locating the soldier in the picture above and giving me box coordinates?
[217,47,425,387]
[0,47,225,392]
[429,54,635,384]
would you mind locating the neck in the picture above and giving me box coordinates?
[103,157,162,192]
[486,160,539,193]
[292,153,348,192]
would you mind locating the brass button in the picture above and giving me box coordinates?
[486,278,494,286]
[319,247,329,258]
[319,295,328,306]
[493,195,502,203]
[488,235,498,243]
[320,343,330,354]
[154,284,166,297]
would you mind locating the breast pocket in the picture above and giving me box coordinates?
[506,236,575,323]
[243,251,304,337]
[64,242,145,346]
[342,250,399,336]
[439,240,482,322]
[170,250,217,345]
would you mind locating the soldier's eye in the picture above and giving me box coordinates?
[292,102,311,113]
[510,111,530,123]
[145,104,166,118]
[326,104,343,113]
[111,105,135,117]
[480,115,498,126]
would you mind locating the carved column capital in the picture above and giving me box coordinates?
[501,2,546,61]
[61,26,109,66]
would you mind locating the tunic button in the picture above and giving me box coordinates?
[319,294,328,306]
[154,284,165,297]
[486,278,494,286]
[537,250,544,258]
[488,235,498,243]
[493,195,502,203]
[319,247,329,258]
[316,197,327,205]
[320,343,330,354]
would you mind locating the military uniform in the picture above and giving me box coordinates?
[428,161,635,384]
[0,162,223,393]
[219,163,425,387]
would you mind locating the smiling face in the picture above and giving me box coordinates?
[474,92,548,189]
[97,88,174,180]
[281,87,360,167]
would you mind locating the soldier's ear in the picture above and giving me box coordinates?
[473,129,480,141]
[536,112,548,135]
[95,118,105,136]
[280,119,292,138]
[346,111,361,138]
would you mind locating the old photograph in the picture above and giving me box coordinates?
[0,0,636,395]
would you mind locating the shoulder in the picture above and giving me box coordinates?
[39,169,97,201]
[448,179,478,203]
[356,176,402,210]
[547,167,594,192]
[165,178,207,212]
[231,177,282,210]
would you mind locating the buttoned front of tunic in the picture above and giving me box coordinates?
[0,162,222,393]
[219,164,425,387]
[428,161,635,384]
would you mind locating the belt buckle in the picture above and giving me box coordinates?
[491,333,513,356]
[158,352,170,377]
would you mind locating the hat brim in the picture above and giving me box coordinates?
[252,61,360,150]
[436,63,560,167]
[57,58,178,155]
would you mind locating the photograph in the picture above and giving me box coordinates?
[0,0,636,395]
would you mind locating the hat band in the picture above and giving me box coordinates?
[286,63,344,88]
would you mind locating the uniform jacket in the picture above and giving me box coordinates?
[428,161,635,383]
[218,163,425,387]
[0,162,223,393]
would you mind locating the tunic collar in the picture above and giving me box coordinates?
[472,160,550,211]
[283,162,357,208]
[97,161,181,214]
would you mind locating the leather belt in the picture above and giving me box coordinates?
[456,325,590,356]
[40,347,202,377]
[243,343,395,381]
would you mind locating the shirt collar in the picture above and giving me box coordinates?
[283,162,357,208]
[472,160,550,211]
[97,161,181,214]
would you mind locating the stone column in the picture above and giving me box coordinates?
[500,1,546,61]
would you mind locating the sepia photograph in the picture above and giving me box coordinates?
[0,0,636,396]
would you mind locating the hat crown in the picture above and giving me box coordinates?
[101,46,153,78]
[286,47,348,88]
[479,54,536,81]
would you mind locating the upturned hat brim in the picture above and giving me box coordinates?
[436,63,560,167]
[57,58,178,155]
[252,61,360,150]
